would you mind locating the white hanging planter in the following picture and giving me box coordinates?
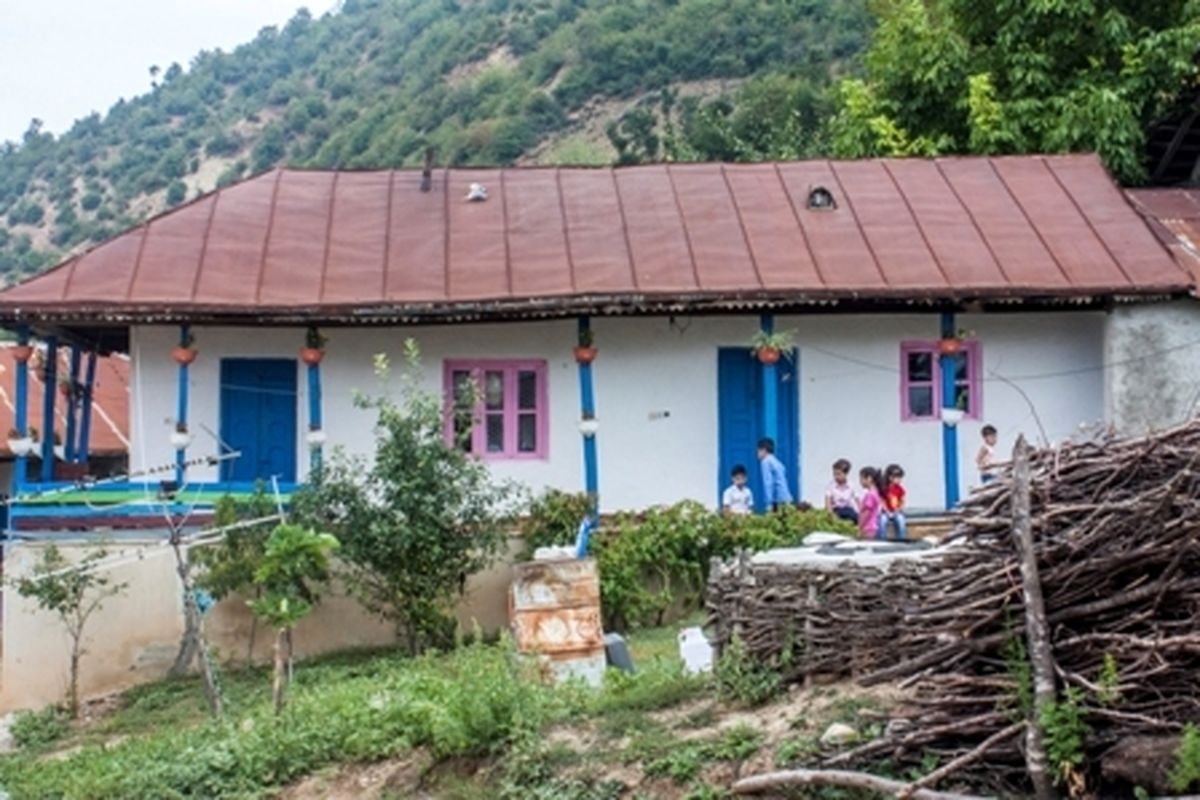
[7,437,34,457]
[170,431,193,450]
[940,407,965,427]
[306,429,327,448]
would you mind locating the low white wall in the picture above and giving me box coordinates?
[132,312,1107,512]
[1105,300,1200,435]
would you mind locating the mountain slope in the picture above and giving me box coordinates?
[0,0,869,282]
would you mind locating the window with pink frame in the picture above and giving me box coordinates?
[899,341,982,421]
[444,360,548,459]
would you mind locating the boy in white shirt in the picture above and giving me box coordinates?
[825,458,859,523]
[723,464,753,515]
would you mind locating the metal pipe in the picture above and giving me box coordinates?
[176,325,190,485]
[40,336,58,483]
[940,311,961,509]
[64,345,82,462]
[308,358,323,473]
[577,316,599,511]
[77,350,97,464]
[760,313,778,445]
[13,325,29,498]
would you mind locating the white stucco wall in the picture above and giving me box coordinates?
[1105,300,1200,435]
[130,311,1107,513]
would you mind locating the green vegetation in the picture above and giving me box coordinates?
[0,0,869,281]
[1170,723,1200,793]
[292,343,519,653]
[8,705,70,751]
[827,0,1200,183]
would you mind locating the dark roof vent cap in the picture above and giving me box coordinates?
[807,186,836,210]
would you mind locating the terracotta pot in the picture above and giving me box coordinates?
[172,346,198,365]
[10,345,33,363]
[573,346,597,365]
[300,347,325,365]
[59,383,71,398]
[938,338,963,356]
[756,347,782,365]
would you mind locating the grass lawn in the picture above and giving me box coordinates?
[0,612,889,799]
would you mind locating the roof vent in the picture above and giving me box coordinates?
[466,182,489,202]
[807,186,836,211]
[420,147,434,193]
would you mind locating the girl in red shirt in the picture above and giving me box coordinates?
[880,463,908,541]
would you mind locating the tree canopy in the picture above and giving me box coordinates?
[827,0,1200,182]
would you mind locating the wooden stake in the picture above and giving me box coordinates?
[1012,435,1056,800]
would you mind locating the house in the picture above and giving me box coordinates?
[2,153,1200,710]
[0,154,1195,519]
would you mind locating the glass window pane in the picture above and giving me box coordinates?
[486,414,504,452]
[954,384,971,414]
[485,371,504,410]
[908,386,934,418]
[452,370,472,404]
[453,411,473,452]
[954,355,970,383]
[518,413,536,452]
[518,371,537,410]
[907,351,933,382]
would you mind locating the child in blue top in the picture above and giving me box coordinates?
[757,438,793,512]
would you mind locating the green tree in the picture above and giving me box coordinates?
[247,523,338,714]
[828,0,1200,182]
[165,180,187,207]
[292,342,520,653]
[250,124,286,172]
[13,545,127,717]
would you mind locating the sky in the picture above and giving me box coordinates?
[0,0,337,143]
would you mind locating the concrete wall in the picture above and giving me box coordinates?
[0,537,520,713]
[131,312,1106,512]
[1105,300,1200,435]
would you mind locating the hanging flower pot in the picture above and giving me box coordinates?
[300,347,325,365]
[172,345,198,365]
[302,326,327,365]
[58,380,72,399]
[573,345,597,365]
[10,344,32,363]
[756,346,782,365]
[938,337,963,356]
[750,329,795,365]
[940,407,965,427]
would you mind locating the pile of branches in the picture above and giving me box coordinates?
[714,420,1200,797]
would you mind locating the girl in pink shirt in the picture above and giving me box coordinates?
[858,466,883,538]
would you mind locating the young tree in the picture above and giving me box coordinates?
[247,524,338,714]
[14,545,127,718]
[292,343,520,654]
[192,487,277,664]
[827,0,1200,182]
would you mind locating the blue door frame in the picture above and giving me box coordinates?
[717,349,799,513]
[219,359,298,484]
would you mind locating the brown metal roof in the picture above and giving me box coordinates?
[0,154,1188,324]
[1125,188,1200,286]
[0,345,129,457]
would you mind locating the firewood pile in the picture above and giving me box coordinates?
[711,421,1200,796]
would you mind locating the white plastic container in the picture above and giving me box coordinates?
[678,626,714,674]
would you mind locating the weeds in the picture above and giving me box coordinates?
[1169,723,1200,793]
[9,705,69,751]
[714,634,781,707]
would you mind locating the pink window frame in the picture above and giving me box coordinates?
[899,341,982,422]
[443,359,549,460]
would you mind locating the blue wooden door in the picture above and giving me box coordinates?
[717,349,799,512]
[219,359,298,483]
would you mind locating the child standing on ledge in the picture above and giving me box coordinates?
[857,466,882,539]
[880,463,908,541]
[977,425,999,484]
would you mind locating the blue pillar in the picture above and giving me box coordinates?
[577,316,599,511]
[940,312,961,510]
[307,359,323,473]
[77,350,97,465]
[40,336,58,483]
[760,314,779,445]
[63,345,81,463]
[13,325,30,496]
[175,325,190,485]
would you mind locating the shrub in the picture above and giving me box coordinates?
[1170,723,1200,793]
[9,705,69,750]
[714,633,781,707]
[522,489,592,558]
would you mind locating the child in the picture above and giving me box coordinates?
[857,466,882,539]
[722,464,753,516]
[757,438,794,512]
[825,458,858,523]
[976,425,998,484]
[879,464,908,541]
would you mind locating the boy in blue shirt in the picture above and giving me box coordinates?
[757,438,793,512]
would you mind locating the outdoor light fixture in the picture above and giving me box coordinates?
[578,418,600,437]
[940,407,965,427]
[807,186,836,210]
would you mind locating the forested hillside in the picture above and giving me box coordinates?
[0,0,870,281]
